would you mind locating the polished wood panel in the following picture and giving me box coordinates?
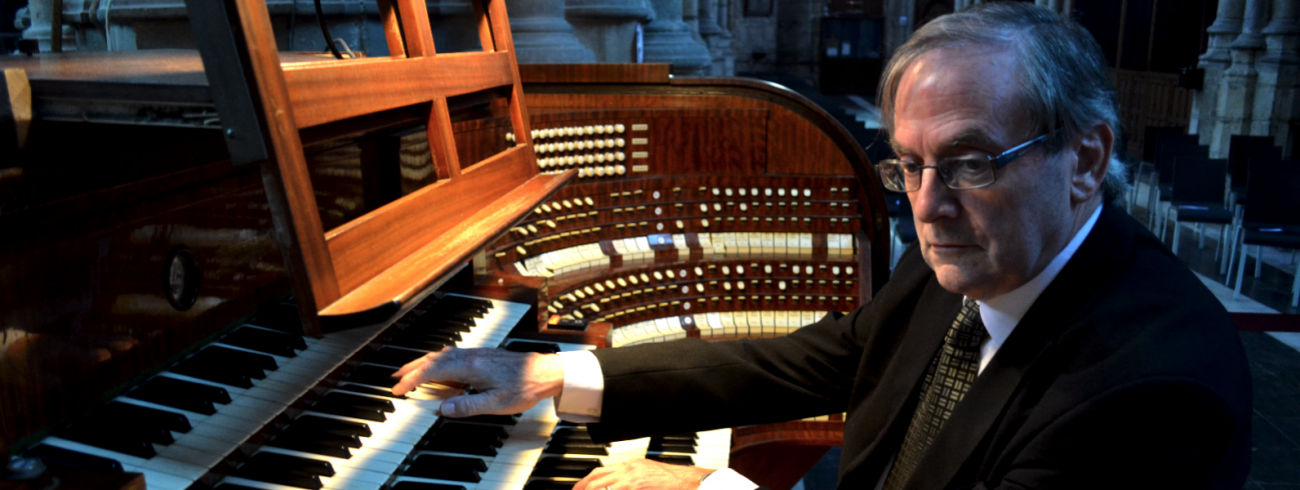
[519,63,672,84]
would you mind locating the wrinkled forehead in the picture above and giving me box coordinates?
[890,46,1032,151]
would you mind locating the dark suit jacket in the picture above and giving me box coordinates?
[587,206,1252,490]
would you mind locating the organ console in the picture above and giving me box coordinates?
[0,0,888,488]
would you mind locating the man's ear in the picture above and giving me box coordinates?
[1070,122,1113,204]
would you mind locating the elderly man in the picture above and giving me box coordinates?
[393,4,1252,489]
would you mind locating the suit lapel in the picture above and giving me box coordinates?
[905,206,1136,490]
[839,277,963,489]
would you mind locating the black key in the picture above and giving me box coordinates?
[420,437,499,456]
[93,401,191,433]
[365,348,426,368]
[59,424,157,458]
[403,454,488,482]
[660,433,699,442]
[335,383,405,399]
[172,347,273,388]
[393,329,462,344]
[555,420,579,428]
[523,481,577,490]
[531,457,603,479]
[318,392,395,413]
[246,452,335,477]
[551,428,593,440]
[266,436,353,459]
[392,483,468,490]
[309,402,387,422]
[67,415,174,446]
[250,303,305,335]
[341,364,408,389]
[647,441,696,454]
[444,413,518,425]
[427,423,508,444]
[645,454,695,466]
[205,345,278,370]
[291,416,372,437]
[221,327,305,356]
[385,337,451,351]
[279,426,363,448]
[234,463,323,489]
[127,377,230,415]
[25,444,124,472]
[543,442,608,456]
[216,485,274,490]
[504,341,561,354]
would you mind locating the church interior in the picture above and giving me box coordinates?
[0,0,1297,488]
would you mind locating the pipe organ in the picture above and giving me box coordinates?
[0,2,888,489]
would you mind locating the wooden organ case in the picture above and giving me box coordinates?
[0,0,889,489]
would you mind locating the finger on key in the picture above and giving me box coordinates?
[392,348,471,395]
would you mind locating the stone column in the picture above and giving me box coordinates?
[1197,0,1246,146]
[1252,0,1300,146]
[428,0,483,54]
[683,0,702,41]
[698,0,734,75]
[19,0,77,51]
[642,0,711,74]
[507,0,597,63]
[566,0,653,63]
[1210,0,1269,157]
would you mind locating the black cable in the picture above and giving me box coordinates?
[288,0,297,51]
[314,0,344,59]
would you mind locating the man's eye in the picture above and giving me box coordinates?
[900,162,923,173]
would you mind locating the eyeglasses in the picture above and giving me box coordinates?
[874,134,1050,192]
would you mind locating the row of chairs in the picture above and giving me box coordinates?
[1133,129,1299,308]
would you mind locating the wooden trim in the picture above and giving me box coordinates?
[519,64,673,84]
[282,52,515,128]
[321,171,575,316]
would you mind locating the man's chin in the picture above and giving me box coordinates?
[927,262,989,298]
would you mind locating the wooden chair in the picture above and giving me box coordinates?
[186,0,571,335]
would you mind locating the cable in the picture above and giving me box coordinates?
[103,0,114,51]
[313,0,343,59]
[333,38,356,58]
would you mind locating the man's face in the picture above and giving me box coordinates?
[892,47,1078,300]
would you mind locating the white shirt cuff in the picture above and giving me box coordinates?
[699,468,759,490]
[555,350,604,422]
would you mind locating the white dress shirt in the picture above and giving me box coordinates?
[553,205,1104,490]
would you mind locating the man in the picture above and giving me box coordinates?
[393,4,1252,489]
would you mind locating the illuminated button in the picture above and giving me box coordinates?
[546,220,558,228]
[562,200,574,209]
[531,129,540,140]
[615,123,626,133]
[721,265,731,275]
[779,281,787,291]
[805,265,814,275]
[615,165,627,175]
[594,284,606,292]
[565,127,576,137]
[666,270,676,278]
[604,138,615,148]
[546,128,558,138]
[584,286,596,295]
[585,154,596,164]
[681,286,690,294]
[577,168,588,178]
[565,141,576,151]
[604,124,614,133]
[595,166,606,177]
[789,188,798,197]
[832,266,841,275]
[701,219,709,228]
[739,203,748,212]
[516,246,527,255]
[765,188,773,197]
[737,282,746,291]
[679,269,688,277]
[640,273,651,283]
[738,188,747,196]
[694,267,705,276]
[804,189,812,197]
[676,220,684,229]
[653,271,664,281]
[615,152,626,161]
[574,290,586,299]
[654,207,663,216]
[566,155,577,165]
[778,189,786,197]
[736,265,745,275]
[723,282,732,291]
[584,125,595,135]
[652,191,661,199]
[712,188,721,196]
[584,197,595,206]
[846,266,855,275]
[696,283,705,293]
[615,138,626,147]
[700,204,709,213]
[605,280,616,289]
[595,139,606,149]
[594,125,606,135]
[527,224,539,233]
[505,132,514,141]
[596,153,607,163]
[725,188,734,197]
[713,203,722,212]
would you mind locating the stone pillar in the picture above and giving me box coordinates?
[566,0,653,63]
[1197,0,1246,145]
[428,0,483,54]
[507,0,597,63]
[642,0,712,74]
[1210,0,1269,157]
[698,0,734,75]
[683,0,702,41]
[19,0,77,51]
[1252,0,1300,146]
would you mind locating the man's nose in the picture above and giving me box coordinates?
[910,168,959,222]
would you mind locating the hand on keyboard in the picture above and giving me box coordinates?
[390,347,565,417]
[573,457,715,490]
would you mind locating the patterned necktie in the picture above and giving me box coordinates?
[882,298,988,490]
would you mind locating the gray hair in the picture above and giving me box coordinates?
[878,2,1130,204]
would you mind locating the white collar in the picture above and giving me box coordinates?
[974,204,1103,365]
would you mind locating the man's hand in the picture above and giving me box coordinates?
[390,347,564,418]
[573,459,715,490]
